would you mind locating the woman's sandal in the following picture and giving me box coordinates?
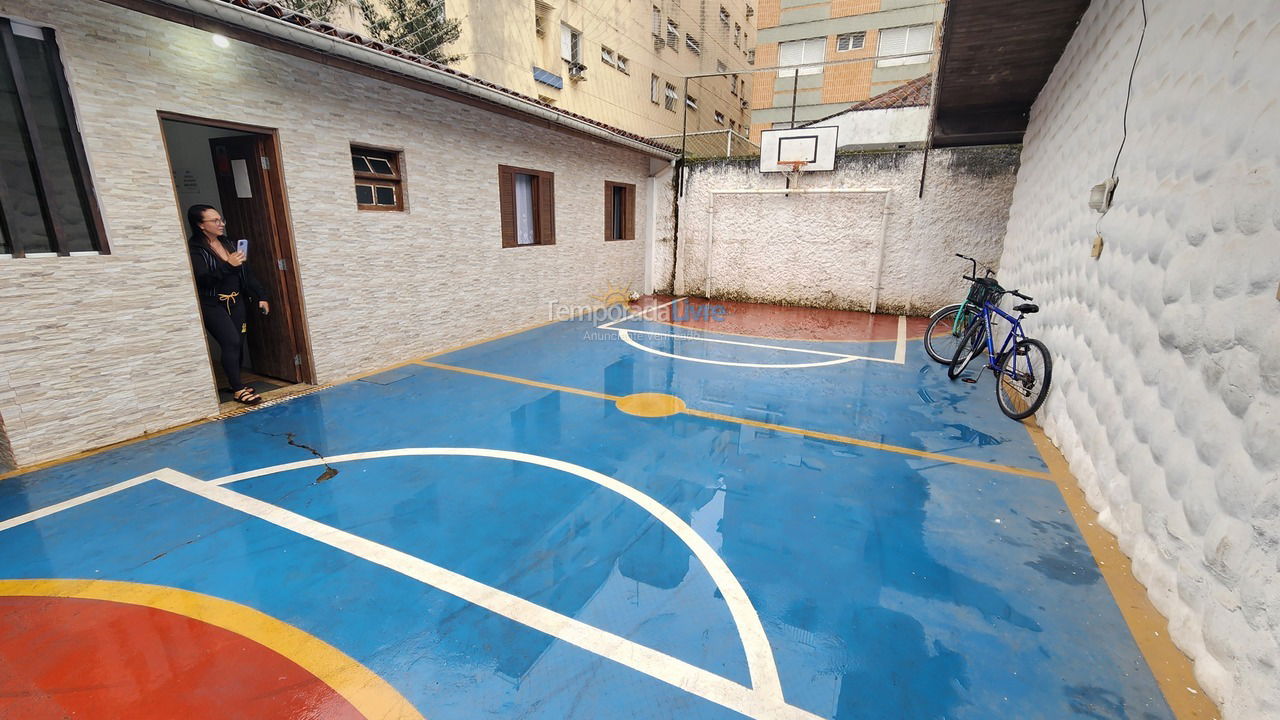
[232,387,262,405]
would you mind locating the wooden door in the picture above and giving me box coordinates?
[209,135,304,383]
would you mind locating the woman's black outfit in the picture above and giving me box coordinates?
[189,236,268,393]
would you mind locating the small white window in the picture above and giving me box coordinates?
[685,34,701,54]
[616,55,629,73]
[560,24,582,62]
[652,5,661,35]
[837,31,866,52]
[734,23,741,47]
[666,20,679,50]
[514,174,536,245]
[685,95,697,110]
[778,37,825,77]
[719,6,730,26]
[877,24,932,67]
[664,82,678,111]
[651,74,660,103]
[745,5,754,19]
[714,111,725,124]
[747,48,756,64]
[601,46,616,66]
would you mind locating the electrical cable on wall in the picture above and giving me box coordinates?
[1095,0,1148,239]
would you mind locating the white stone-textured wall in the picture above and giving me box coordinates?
[998,1,1280,716]
[673,147,1019,313]
[0,0,652,468]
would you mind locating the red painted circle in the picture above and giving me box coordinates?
[0,596,366,719]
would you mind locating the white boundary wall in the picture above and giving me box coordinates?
[670,148,1020,314]
[997,1,1280,716]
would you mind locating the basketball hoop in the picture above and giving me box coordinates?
[779,160,808,191]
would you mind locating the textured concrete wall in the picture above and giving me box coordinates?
[997,1,1280,717]
[0,0,652,468]
[673,147,1019,313]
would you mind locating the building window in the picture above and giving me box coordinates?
[740,78,746,96]
[498,164,555,247]
[729,119,737,131]
[651,74,660,103]
[729,70,738,95]
[604,181,635,241]
[747,48,755,64]
[685,95,697,110]
[666,20,679,50]
[652,5,661,36]
[837,31,866,52]
[560,23,581,63]
[664,82,678,111]
[745,4,754,19]
[352,145,404,211]
[713,111,725,125]
[778,37,825,77]
[734,23,741,47]
[601,46,615,66]
[719,6,730,27]
[685,34,701,54]
[616,55,629,73]
[877,24,933,67]
[0,19,106,257]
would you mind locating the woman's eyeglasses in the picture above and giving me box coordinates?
[203,219,227,225]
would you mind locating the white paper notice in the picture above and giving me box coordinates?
[231,159,252,198]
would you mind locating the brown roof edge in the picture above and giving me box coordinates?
[800,75,933,128]
[99,0,679,158]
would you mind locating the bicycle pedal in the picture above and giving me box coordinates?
[962,377,978,384]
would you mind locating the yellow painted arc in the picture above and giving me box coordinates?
[0,578,425,720]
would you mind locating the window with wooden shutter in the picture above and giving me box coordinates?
[604,181,635,241]
[0,18,107,257]
[351,145,404,211]
[499,164,555,248]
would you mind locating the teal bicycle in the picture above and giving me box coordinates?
[923,254,1001,364]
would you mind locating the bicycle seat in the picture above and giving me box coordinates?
[1014,303,1039,314]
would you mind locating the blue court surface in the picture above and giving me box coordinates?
[0,301,1173,719]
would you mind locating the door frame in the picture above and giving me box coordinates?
[157,110,316,386]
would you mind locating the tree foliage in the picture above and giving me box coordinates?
[357,0,463,65]
[274,0,344,22]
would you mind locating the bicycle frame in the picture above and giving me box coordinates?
[975,301,1028,377]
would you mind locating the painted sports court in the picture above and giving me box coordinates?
[0,298,1208,719]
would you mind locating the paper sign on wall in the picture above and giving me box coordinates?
[231,159,252,199]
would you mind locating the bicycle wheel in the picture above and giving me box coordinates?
[947,318,987,380]
[995,338,1053,420]
[924,303,964,364]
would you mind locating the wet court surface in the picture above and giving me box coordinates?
[0,298,1176,719]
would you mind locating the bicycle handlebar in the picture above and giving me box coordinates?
[1010,290,1032,301]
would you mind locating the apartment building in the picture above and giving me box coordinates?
[339,1,760,140]
[748,0,945,143]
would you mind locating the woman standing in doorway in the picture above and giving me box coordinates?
[187,204,270,405]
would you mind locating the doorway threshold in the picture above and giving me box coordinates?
[213,382,327,419]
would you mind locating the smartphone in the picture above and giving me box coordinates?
[236,238,249,256]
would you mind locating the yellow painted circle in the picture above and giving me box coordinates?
[616,392,686,418]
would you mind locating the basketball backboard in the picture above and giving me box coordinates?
[759,126,839,173]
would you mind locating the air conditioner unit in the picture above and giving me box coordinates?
[568,61,587,80]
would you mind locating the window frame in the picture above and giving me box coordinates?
[498,164,556,248]
[778,37,826,77]
[666,20,679,50]
[876,24,933,67]
[664,82,678,111]
[685,34,701,55]
[616,54,629,73]
[0,19,108,258]
[351,144,405,212]
[560,23,582,63]
[604,181,636,241]
[836,31,866,52]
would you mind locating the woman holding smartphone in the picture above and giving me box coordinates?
[187,204,270,405]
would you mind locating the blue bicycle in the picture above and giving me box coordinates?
[947,279,1052,420]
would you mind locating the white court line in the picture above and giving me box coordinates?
[599,298,906,369]
[597,297,681,330]
[0,473,155,533]
[152,467,822,720]
[209,448,783,701]
[895,314,907,365]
